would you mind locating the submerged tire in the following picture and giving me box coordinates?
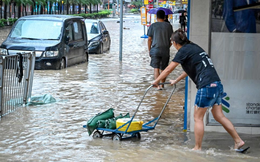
[98,44,103,54]
[93,131,103,139]
[132,132,141,140]
[112,133,121,141]
[107,40,111,51]
[59,58,66,70]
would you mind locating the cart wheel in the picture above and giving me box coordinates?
[112,134,121,141]
[93,131,103,139]
[132,132,141,140]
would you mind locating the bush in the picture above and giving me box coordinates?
[0,18,17,27]
[0,19,7,27]
[74,10,111,19]
[13,18,18,23]
[0,21,4,27]
[8,18,14,25]
[130,9,139,13]
[1,18,7,24]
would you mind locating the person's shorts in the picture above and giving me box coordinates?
[195,81,223,108]
[150,55,169,70]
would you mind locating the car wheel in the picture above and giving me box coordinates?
[98,43,103,54]
[59,58,66,70]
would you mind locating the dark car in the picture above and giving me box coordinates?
[0,15,88,70]
[85,19,111,54]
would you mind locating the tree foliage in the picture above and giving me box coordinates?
[131,0,143,9]
[1,0,103,19]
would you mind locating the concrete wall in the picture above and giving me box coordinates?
[188,0,260,134]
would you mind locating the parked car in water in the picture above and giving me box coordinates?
[85,19,111,54]
[0,15,88,70]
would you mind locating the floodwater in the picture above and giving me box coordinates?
[0,15,259,162]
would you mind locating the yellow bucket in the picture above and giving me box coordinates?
[116,118,143,132]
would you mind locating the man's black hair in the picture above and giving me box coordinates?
[157,10,165,19]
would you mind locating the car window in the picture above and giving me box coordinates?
[73,21,83,40]
[66,24,73,41]
[90,23,99,34]
[85,22,99,34]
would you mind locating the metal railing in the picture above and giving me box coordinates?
[0,52,35,117]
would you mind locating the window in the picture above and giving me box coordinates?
[66,24,73,41]
[73,21,83,40]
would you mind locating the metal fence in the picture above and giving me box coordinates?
[0,52,35,117]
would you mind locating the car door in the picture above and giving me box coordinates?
[72,20,86,64]
[66,20,85,66]
[99,22,109,51]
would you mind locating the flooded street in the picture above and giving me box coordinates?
[0,15,259,162]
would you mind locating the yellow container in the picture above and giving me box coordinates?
[116,118,143,132]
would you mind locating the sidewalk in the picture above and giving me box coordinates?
[105,13,141,20]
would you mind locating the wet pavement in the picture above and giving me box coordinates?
[0,14,259,162]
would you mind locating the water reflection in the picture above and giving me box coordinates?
[0,16,259,162]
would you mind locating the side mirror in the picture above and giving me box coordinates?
[103,30,109,35]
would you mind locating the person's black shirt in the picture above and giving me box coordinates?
[172,43,220,89]
[179,15,186,24]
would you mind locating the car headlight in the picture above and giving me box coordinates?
[44,51,59,57]
[0,48,8,55]
[88,41,99,48]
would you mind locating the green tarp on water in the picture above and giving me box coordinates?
[26,94,56,106]
[6,94,57,106]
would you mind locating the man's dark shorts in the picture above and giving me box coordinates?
[150,55,170,70]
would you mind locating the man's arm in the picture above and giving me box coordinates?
[169,25,174,47]
[148,36,152,56]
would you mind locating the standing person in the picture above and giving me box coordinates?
[147,10,173,90]
[179,12,186,31]
[152,29,245,150]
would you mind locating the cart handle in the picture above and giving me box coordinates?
[158,82,171,85]
[124,82,176,132]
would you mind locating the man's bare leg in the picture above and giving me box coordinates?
[193,106,208,150]
[160,69,167,88]
[154,68,161,89]
[211,104,244,149]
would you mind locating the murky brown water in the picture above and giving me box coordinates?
[0,15,259,162]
